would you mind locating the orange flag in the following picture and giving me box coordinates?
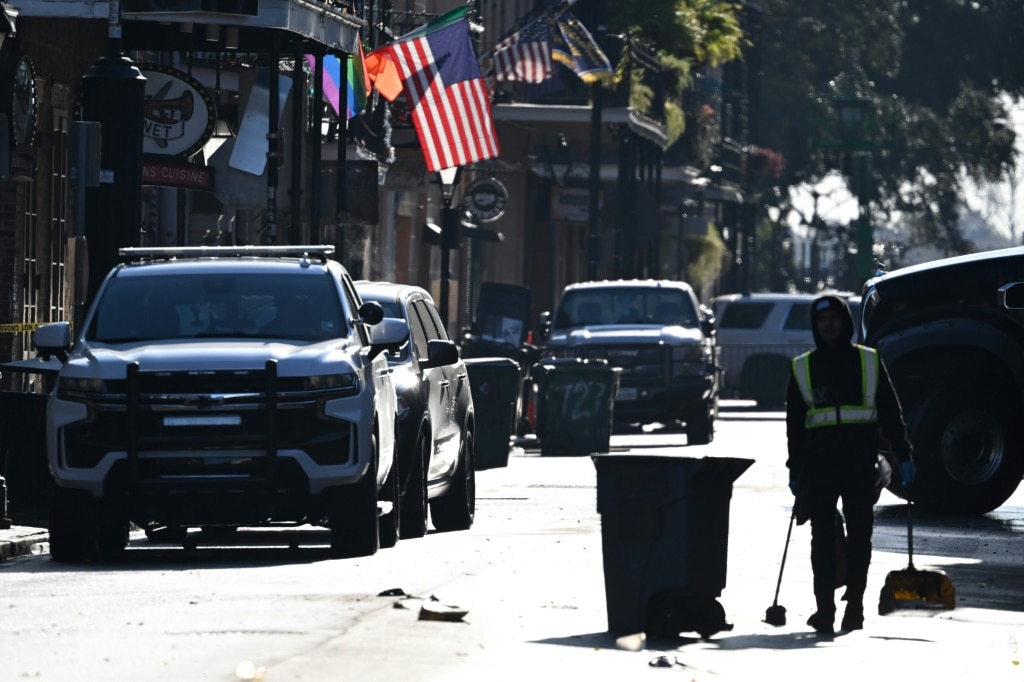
[364,48,403,102]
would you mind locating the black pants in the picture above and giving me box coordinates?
[803,465,876,613]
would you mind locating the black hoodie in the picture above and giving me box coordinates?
[785,294,912,482]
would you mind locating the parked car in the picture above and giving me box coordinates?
[355,281,476,537]
[711,291,861,406]
[33,245,407,562]
[539,279,720,444]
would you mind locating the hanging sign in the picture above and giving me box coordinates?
[139,64,217,158]
[464,178,508,223]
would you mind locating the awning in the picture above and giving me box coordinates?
[13,0,362,52]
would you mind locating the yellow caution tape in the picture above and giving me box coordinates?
[0,322,41,334]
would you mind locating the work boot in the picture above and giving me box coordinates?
[841,602,864,631]
[806,610,835,635]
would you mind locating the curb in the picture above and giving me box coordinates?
[0,527,49,562]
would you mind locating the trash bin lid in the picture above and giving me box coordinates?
[464,356,521,371]
[592,454,754,510]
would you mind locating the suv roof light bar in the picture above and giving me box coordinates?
[118,245,336,263]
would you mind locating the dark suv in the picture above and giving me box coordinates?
[355,281,476,539]
[540,279,720,444]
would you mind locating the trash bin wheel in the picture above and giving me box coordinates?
[695,598,731,639]
[646,591,731,639]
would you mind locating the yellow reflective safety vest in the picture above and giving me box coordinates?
[791,345,880,429]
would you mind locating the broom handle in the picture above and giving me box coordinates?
[906,499,915,569]
[773,508,796,605]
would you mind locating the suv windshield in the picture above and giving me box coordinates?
[553,288,697,329]
[87,273,347,343]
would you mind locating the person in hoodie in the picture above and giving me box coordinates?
[785,293,915,635]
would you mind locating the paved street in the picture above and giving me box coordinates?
[1,404,1023,681]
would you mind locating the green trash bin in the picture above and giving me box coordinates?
[532,358,619,457]
[592,453,754,638]
[464,357,521,470]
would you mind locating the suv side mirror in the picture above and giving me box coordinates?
[34,322,72,363]
[358,300,385,325]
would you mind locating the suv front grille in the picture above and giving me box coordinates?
[579,345,668,386]
[61,364,355,470]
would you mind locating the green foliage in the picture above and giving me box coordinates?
[612,1,745,66]
[757,0,1022,255]
[684,224,727,294]
[664,101,685,147]
[610,0,744,148]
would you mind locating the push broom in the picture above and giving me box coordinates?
[765,508,796,626]
[878,496,956,615]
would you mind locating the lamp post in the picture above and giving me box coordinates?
[437,167,461,329]
[831,73,875,285]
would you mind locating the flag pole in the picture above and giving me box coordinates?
[587,0,606,281]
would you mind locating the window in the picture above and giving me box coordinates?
[719,302,773,329]
[783,303,812,331]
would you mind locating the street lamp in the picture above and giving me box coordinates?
[437,166,461,329]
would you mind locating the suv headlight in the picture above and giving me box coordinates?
[308,373,359,392]
[671,345,711,377]
[57,377,108,400]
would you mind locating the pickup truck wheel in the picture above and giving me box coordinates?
[430,431,476,532]
[903,385,1024,514]
[49,488,98,563]
[328,432,380,559]
[685,404,714,445]
[399,430,429,539]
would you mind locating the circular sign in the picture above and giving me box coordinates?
[139,64,217,158]
[464,178,508,223]
[12,57,38,148]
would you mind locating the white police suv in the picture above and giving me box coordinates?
[33,246,407,561]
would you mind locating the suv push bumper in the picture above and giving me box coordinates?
[612,375,714,422]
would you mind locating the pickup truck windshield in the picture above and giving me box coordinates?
[552,288,698,329]
[87,273,348,343]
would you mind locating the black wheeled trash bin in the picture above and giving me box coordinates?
[464,357,521,470]
[592,453,754,638]
[532,358,619,457]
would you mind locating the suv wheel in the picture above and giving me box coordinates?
[430,431,476,532]
[399,430,429,539]
[378,430,400,549]
[328,431,381,559]
[96,500,129,560]
[49,488,98,562]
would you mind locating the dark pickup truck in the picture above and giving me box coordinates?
[862,247,1024,513]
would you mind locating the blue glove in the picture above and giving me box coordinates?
[900,461,917,487]
[788,479,799,496]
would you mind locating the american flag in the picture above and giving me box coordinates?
[386,6,500,173]
[493,17,554,84]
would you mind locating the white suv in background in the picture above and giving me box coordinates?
[34,245,408,562]
[711,291,861,406]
